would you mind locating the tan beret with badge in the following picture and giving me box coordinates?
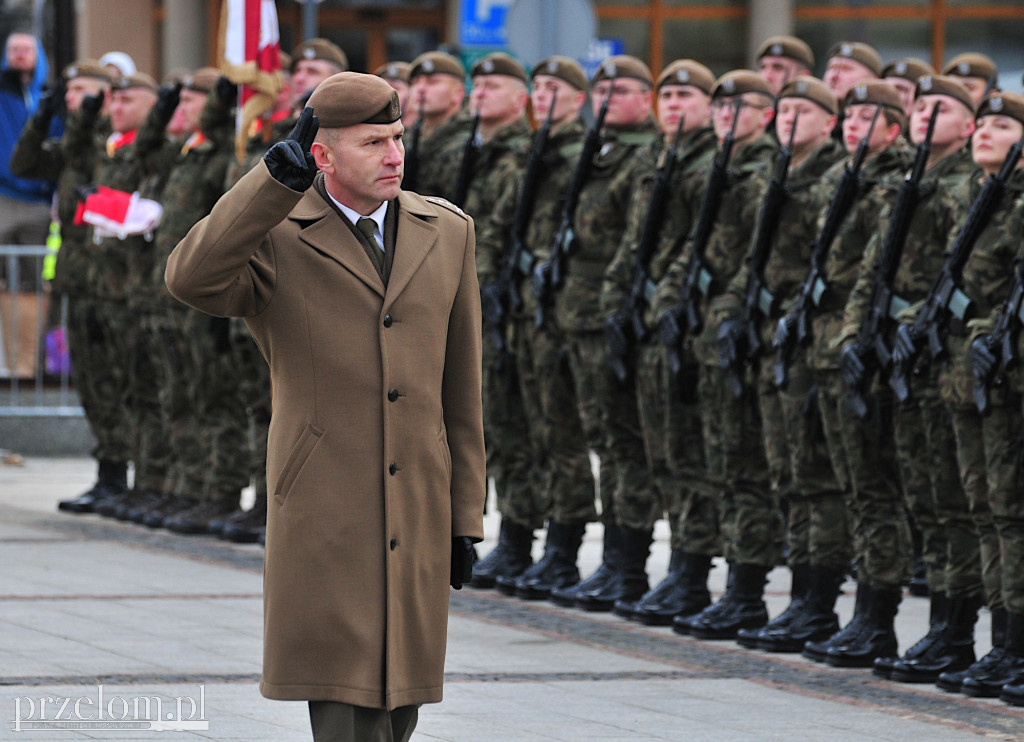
[882,57,935,83]
[942,53,997,82]
[591,55,653,88]
[375,61,411,84]
[409,51,465,81]
[530,55,587,91]
[843,79,904,115]
[62,59,111,83]
[827,41,883,78]
[115,72,157,92]
[778,75,837,115]
[756,35,814,71]
[470,52,527,83]
[657,59,714,95]
[291,38,348,72]
[915,74,975,113]
[977,91,1024,126]
[182,67,220,94]
[711,70,773,102]
[307,72,402,128]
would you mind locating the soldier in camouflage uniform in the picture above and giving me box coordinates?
[842,76,984,682]
[881,58,934,121]
[476,57,597,599]
[600,59,718,624]
[8,60,121,512]
[917,92,1024,699]
[755,36,814,97]
[719,77,848,653]
[653,70,778,640]
[534,55,658,613]
[786,81,914,668]
[941,53,997,108]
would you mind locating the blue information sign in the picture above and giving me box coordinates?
[459,0,513,48]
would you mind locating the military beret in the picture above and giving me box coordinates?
[942,53,997,82]
[827,41,883,78]
[114,72,157,92]
[657,59,714,95]
[530,55,587,91]
[756,35,814,71]
[470,52,527,83]
[843,80,904,116]
[778,75,837,115]
[62,59,111,83]
[915,74,975,113]
[976,91,1024,126]
[409,51,465,81]
[375,61,410,84]
[291,38,348,72]
[182,67,220,94]
[307,72,401,128]
[591,55,653,88]
[882,57,935,83]
[711,70,774,101]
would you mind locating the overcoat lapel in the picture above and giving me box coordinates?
[384,193,440,310]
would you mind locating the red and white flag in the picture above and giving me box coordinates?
[218,0,283,159]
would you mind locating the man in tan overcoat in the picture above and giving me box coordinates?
[166,71,486,742]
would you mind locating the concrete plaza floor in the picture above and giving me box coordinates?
[2,456,1023,741]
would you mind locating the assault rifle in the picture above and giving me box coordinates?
[721,112,800,397]
[658,100,744,381]
[402,94,425,191]
[844,105,940,418]
[772,105,881,390]
[451,109,482,208]
[532,81,614,329]
[889,133,1024,403]
[606,115,686,385]
[973,256,1024,415]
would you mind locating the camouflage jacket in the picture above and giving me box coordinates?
[601,125,718,331]
[555,117,659,333]
[653,133,778,366]
[409,108,475,198]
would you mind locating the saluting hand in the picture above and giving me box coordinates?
[264,106,319,192]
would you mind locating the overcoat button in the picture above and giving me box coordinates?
[388,389,399,402]
[389,462,397,475]
[390,538,397,551]
[383,314,393,327]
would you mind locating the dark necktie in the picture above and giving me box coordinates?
[356,217,385,275]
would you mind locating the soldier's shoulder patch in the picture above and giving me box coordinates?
[423,195,467,218]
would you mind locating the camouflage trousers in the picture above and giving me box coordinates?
[698,363,779,567]
[484,333,545,530]
[512,318,595,525]
[772,357,850,572]
[565,330,656,529]
[896,380,981,599]
[66,297,134,468]
[816,369,909,588]
[126,312,169,494]
[636,343,718,554]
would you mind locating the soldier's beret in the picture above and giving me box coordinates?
[114,72,157,92]
[291,38,348,72]
[182,67,220,94]
[375,61,411,84]
[307,72,402,128]
[843,80,904,116]
[778,76,837,115]
[882,57,935,83]
[915,75,975,113]
[409,51,465,81]
[976,91,1024,126]
[942,53,997,82]
[711,70,773,101]
[470,52,527,83]
[657,59,714,95]
[827,41,883,78]
[530,55,587,92]
[591,55,653,88]
[756,35,814,71]
[62,59,111,83]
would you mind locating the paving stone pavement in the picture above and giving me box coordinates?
[1,457,1023,741]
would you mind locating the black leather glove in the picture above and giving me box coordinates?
[840,344,866,390]
[32,85,61,133]
[264,106,319,191]
[450,537,478,590]
[214,75,237,106]
[153,81,183,125]
[970,334,998,382]
[892,323,921,367]
[717,318,746,370]
[80,89,105,119]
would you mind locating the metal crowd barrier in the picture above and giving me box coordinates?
[0,244,83,416]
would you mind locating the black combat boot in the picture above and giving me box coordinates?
[551,524,622,608]
[738,563,809,650]
[962,611,1024,697]
[577,526,651,612]
[998,613,1024,705]
[826,584,901,668]
[689,563,769,641]
[803,582,870,662]
[875,592,948,679]
[758,564,843,653]
[674,562,732,635]
[615,548,683,620]
[511,521,586,600]
[632,552,713,626]
[890,593,980,683]
[58,459,128,514]
[938,608,1005,693]
[468,519,535,589]
[220,492,269,543]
